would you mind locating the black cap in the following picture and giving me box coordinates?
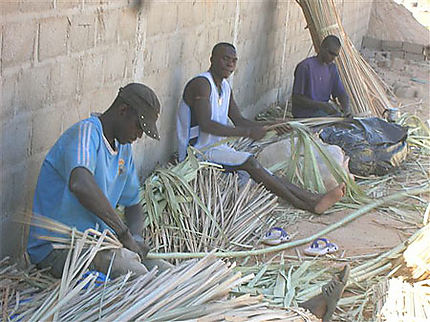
[118,83,160,140]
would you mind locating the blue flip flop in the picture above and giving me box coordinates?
[262,227,290,246]
[304,237,339,256]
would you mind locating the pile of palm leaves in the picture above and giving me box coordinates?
[0,223,314,321]
[140,152,278,255]
[296,0,393,116]
[232,223,430,321]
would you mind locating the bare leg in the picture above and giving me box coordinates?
[299,264,350,321]
[238,157,314,211]
[237,157,344,214]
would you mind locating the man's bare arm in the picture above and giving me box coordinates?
[69,167,147,258]
[184,78,251,138]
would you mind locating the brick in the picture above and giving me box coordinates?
[405,52,425,62]
[0,1,20,15]
[1,113,32,166]
[56,0,82,10]
[96,9,119,45]
[103,48,127,83]
[381,40,403,51]
[177,2,205,28]
[0,72,18,120]
[60,99,81,131]
[119,8,137,42]
[390,51,405,59]
[49,58,80,102]
[69,14,96,53]
[19,0,52,12]
[80,54,104,94]
[147,3,177,37]
[361,36,382,50]
[31,106,63,154]
[16,65,50,111]
[2,21,36,67]
[39,17,69,61]
[403,42,424,55]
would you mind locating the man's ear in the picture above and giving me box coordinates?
[118,103,128,116]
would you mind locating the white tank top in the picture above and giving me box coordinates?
[177,71,232,161]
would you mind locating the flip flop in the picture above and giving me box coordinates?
[321,264,350,322]
[262,227,290,246]
[303,238,338,256]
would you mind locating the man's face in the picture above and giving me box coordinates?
[211,46,238,78]
[320,43,340,64]
[116,105,144,144]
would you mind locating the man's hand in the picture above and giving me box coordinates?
[247,126,266,141]
[118,229,150,260]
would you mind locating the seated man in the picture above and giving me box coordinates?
[27,83,172,278]
[177,42,345,214]
[292,35,352,118]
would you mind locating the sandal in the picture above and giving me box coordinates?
[262,227,290,246]
[303,238,338,256]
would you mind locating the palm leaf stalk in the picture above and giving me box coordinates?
[296,0,393,117]
[1,235,314,321]
[146,185,428,260]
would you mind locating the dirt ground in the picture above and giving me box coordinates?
[281,51,429,260]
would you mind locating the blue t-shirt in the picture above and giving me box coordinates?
[292,56,346,116]
[27,114,140,264]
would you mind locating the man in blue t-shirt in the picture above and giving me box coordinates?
[292,35,352,118]
[27,83,171,278]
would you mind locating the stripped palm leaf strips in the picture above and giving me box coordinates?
[0,223,314,321]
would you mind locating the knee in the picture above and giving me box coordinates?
[243,156,263,171]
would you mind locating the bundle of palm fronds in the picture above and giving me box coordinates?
[1,227,315,321]
[296,0,392,116]
[372,277,430,322]
[141,151,278,256]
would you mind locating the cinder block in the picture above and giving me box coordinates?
[96,10,119,45]
[361,36,382,50]
[69,15,95,53]
[49,58,80,102]
[31,106,63,154]
[405,52,425,61]
[16,65,50,111]
[381,40,403,51]
[177,2,205,28]
[403,42,424,55]
[1,72,18,120]
[1,113,32,166]
[60,99,81,131]
[119,8,137,42]
[19,0,52,12]
[147,3,177,37]
[103,48,127,83]
[390,50,405,59]
[39,17,68,61]
[2,21,36,67]
[0,2,20,15]
[80,54,104,93]
[56,0,81,10]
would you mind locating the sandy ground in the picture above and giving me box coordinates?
[278,51,429,261]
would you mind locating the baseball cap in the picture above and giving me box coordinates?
[118,83,161,140]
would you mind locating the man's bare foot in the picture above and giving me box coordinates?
[314,183,345,214]
[299,264,350,321]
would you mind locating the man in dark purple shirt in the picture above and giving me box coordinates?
[292,35,352,118]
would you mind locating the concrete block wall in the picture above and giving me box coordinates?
[0,0,373,259]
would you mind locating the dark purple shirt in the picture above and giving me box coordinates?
[293,56,346,103]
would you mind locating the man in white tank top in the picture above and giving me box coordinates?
[177,43,345,214]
